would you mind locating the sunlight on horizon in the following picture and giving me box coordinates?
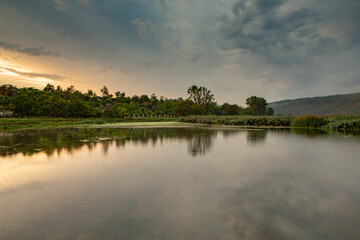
[0,59,61,87]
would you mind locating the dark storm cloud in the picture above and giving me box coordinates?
[1,67,65,81]
[218,0,337,65]
[0,0,161,47]
[0,0,359,101]
[0,39,60,57]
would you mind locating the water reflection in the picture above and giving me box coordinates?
[291,128,360,138]
[0,127,359,240]
[291,128,330,138]
[220,174,360,239]
[188,130,216,156]
[1,128,359,158]
[0,128,219,158]
[246,130,268,145]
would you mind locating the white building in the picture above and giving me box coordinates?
[0,110,14,117]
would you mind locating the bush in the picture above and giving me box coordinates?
[81,119,107,124]
[180,115,293,127]
[291,115,329,128]
[327,118,360,130]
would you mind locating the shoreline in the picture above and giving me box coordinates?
[0,120,292,132]
[1,117,359,132]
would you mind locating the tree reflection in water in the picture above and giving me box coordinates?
[1,127,359,240]
[0,128,218,158]
[187,130,217,156]
[1,128,357,158]
[246,129,268,145]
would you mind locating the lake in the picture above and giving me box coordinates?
[0,127,359,240]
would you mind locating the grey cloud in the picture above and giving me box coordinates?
[0,39,60,57]
[319,1,360,45]
[132,18,154,39]
[52,0,68,11]
[220,174,352,239]
[53,0,90,10]
[78,0,89,6]
[96,63,113,74]
[1,67,65,81]
[218,0,337,65]
[190,52,202,63]
[0,0,358,102]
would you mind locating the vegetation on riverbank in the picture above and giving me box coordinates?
[180,115,360,131]
[180,115,293,127]
[291,115,360,131]
[1,83,359,132]
[0,117,178,131]
[0,84,273,117]
[291,115,329,128]
[1,114,360,132]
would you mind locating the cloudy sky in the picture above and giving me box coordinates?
[0,0,359,104]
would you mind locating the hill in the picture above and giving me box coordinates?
[269,92,360,116]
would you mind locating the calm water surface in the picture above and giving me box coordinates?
[0,128,359,240]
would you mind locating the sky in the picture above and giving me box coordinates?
[0,0,359,104]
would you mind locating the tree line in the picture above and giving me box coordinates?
[0,84,273,117]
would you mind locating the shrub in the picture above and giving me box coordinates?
[291,115,329,128]
[181,115,293,127]
[327,119,360,130]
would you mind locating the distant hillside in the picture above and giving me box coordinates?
[269,93,360,116]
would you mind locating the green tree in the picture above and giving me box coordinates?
[222,104,242,115]
[115,91,125,99]
[187,85,215,114]
[245,96,268,116]
[139,95,151,103]
[101,86,113,99]
[43,84,55,93]
[115,105,129,117]
[86,89,96,98]
[175,100,195,116]
[12,88,39,116]
[266,107,274,116]
[0,84,18,96]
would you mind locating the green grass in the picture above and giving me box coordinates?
[1,115,360,132]
[180,115,294,127]
[326,118,360,131]
[180,115,360,131]
[291,115,360,130]
[0,117,179,131]
[291,115,329,128]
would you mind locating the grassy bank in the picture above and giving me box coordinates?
[1,115,360,132]
[291,115,360,131]
[0,117,179,131]
[180,115,360,131]
[180,115,294,127]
